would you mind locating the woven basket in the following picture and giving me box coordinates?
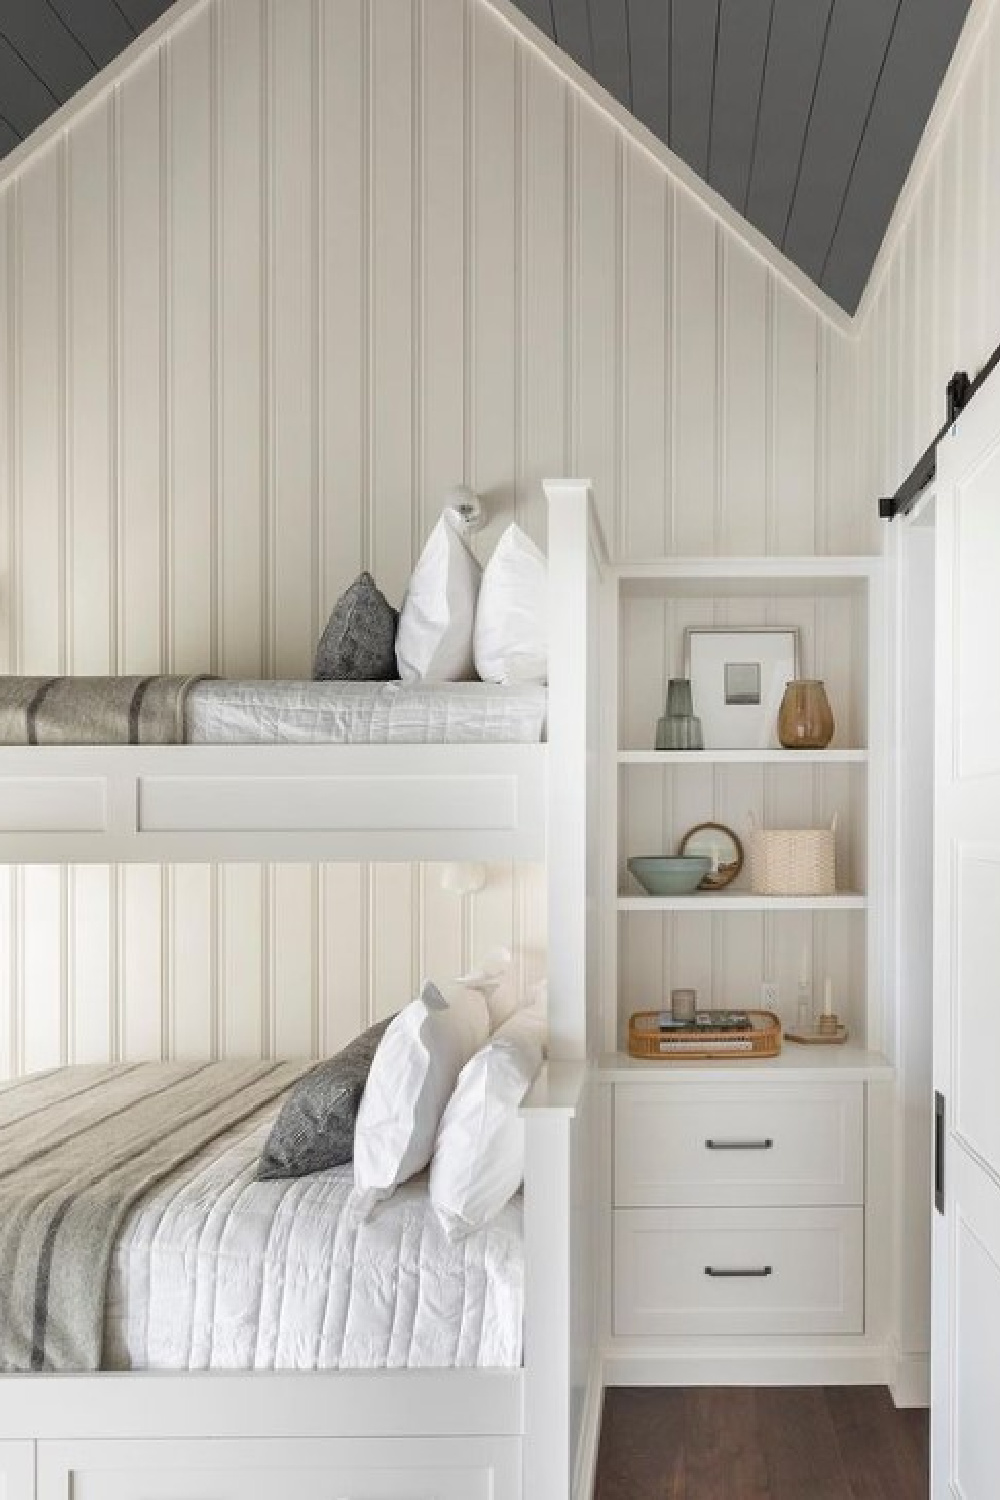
[748,813,837,897]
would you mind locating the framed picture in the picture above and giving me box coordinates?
[685,627,799,749]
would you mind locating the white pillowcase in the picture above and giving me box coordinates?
[428,1005,546,1239]
[396,508,482,681]
[352,980,489,1220]
[474,523,548,685]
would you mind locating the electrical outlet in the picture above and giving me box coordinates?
[761,980,780,1010]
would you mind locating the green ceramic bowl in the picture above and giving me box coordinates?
[627,855,712,897]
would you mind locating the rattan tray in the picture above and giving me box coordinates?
[628,1008,782,1061]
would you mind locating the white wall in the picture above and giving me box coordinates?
[0,0,868,1077]
[855,0,1000,1402]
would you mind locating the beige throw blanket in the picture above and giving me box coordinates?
[0,675,208,744]
[0,1061,311,1372]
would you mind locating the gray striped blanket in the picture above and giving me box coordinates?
[0,1061,311,1372]
[0,675,207,744]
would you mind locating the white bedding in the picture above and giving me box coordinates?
[185,679,547,744]
[103,1114,524,1372]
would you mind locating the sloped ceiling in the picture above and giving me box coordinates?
[0,0,174,160]
[512,0,971,312]
[0,0,973,315]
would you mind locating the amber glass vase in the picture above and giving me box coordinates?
[777,679,835,749]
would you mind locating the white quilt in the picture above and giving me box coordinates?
[103,1116,524,1371]
[185,679,547,744]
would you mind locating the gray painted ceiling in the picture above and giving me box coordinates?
[513,0,972,312]
[0,0,972,314]
[0,0,173,162]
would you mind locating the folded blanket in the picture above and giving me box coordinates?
[0,675,208,745]
[0,1061,311,1372]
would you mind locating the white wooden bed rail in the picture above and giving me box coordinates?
[0,1063,586,1500]
[0,743,545,863]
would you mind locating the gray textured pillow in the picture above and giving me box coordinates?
[313,572,399,680]
[258,1018,392,1179]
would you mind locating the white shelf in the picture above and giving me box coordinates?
[598,1045,893,1084]
[617,555,878,599]
[618,749,868,765]
[618,890,867,912]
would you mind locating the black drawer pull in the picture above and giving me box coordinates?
[705,1138,773,1151]
[705,1265,773,1278]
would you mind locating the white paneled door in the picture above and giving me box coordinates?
[932,382,1000,1498]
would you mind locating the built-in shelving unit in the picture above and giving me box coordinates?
[602,554,884,1056]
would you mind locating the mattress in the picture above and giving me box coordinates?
[103,1112,524,1372]
[185,680,547,744]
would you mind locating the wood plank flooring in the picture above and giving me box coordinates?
[594,1387,929,1500]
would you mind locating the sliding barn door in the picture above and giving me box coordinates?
[932,382,1000,1498]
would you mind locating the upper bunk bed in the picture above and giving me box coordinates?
[0,481,604,867]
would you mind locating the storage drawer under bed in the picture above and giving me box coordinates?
[613,1205,864,1337]
[614,1082,864,1208]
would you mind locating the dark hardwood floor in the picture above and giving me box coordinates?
[594,1387,929,1500]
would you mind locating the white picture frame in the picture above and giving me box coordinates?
[685,627,800,749]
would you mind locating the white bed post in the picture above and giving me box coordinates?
[544,479,603,1063]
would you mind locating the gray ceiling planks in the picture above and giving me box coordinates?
[821,0,970,307]
[707,0,772,211]
[781,0,901,284]
[744,0,832,246]
[513,0,555,42]
[512,0,971,310]
[0,4,96,103]
[0,34,60,140]
[589,0,631,109]
[668,0,719,180]
[45,0,138,72]
[625,0,670,141]
[0,0,171,166]
[550,0,593,73]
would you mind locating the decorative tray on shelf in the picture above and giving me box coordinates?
[628,1008,782,1061]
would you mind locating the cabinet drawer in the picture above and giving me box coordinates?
[614,1205,864,1337]
[614,1083,863,1207]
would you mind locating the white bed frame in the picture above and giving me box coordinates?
[0,481,606,1500]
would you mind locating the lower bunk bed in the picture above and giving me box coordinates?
[0,1057,591,1500]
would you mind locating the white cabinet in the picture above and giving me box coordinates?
[36,1438,520,1500]
[611,1081,867,1342]
[614,1082,864,1208]
[0,1446,33,1500]
[614,1205,864,1337]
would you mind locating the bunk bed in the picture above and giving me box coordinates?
[0,480,605,1500]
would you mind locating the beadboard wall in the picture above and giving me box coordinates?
[0,0,869,1078]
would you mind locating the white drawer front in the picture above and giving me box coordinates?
[614,1083,864,1207]
[614,1206,864,1337]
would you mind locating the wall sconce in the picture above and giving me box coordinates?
[440,862,488,897]
[444,485,485,535]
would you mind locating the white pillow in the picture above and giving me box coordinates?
[352,980,489,1220]
[457,946,518,1031]
[428,1005,546,1239]
[396,508,482,681]
[474,523,548,685]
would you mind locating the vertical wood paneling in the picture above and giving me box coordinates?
[621,153,667,558]
[18,155,63,673]
[67,102,114,674]
[219,0,264,676]
[470,6,517,545]
[370,0,416,599]
[519,52,567,545]
[270,0,316,673]
[118,54,163,671]
[670,193,717,556]
[167,9,215,673]
[0,0,867,1080]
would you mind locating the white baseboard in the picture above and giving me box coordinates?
[602,1340,891,1389]
[888,1340,931,1408]
[572,1355,605,1500]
